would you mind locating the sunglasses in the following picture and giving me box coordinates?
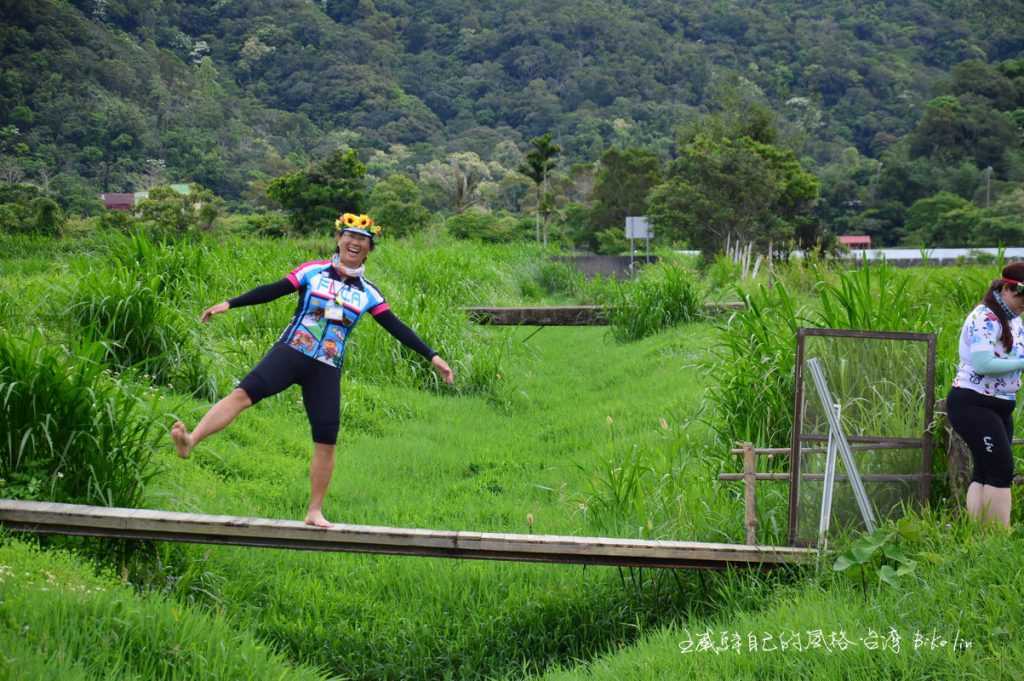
[1004,278,1024,295]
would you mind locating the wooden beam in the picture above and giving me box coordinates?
[464,302,745,327]
[742,443,757,545]
[0,500,815,570]
[465,306,607,326]
[729,442,919,456]
[720,472,929,482]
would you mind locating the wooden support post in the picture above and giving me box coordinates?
[935,398,971,510]
[742,442,757,545]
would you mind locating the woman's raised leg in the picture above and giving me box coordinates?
[171,388,253,458]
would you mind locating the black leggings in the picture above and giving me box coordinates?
[946,387,1016,488]
[237,343,341,445]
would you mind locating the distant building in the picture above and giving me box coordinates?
[99,193,134,211]
[838,235,872,249]
[101,184,192,211]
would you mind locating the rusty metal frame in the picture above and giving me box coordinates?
[787,328,936,546]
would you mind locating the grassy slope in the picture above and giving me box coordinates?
[537,518,1023,681]
[0,540,329,681]
[4,235,1022,680]
[143,321,738,680]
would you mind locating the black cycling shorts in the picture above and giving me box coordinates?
[946,386,1016,488]
[237,343,341,445]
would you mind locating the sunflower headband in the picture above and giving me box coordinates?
[335,213,383,239]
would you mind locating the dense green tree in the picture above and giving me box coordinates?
[266,149,366,233]
[137,184,222,235]
[908,95,1018,174]
[901,192,972,246]
[4,0,1024,246]
[30,195,63,236]
[647,127,819,254]
[367,174,431,238]
[418,152,491,213]
[0,182,44,234]
[585,148,662,252]
[445,208,528,243]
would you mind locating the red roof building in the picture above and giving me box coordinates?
[100,193,135,211]
[838,235,872,249]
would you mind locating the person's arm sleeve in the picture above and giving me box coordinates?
[372,309,438,360]
[969,350,1024,376]
[227,278,296,309]
[965,310,1024,375]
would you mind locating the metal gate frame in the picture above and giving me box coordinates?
[787,328,937,546]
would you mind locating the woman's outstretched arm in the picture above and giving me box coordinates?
[201,278,295,322]
[372,309,454,383]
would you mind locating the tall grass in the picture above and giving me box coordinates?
[814,262,933,331]
[538,510,1024,680]
[708,282,805,448]
[0,331,161,509]
[709,261,962,449]
[605,262,705,342]
[62,232,218,398]
[0,540,329,681]
[65,262,216,398]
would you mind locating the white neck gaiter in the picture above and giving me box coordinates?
[332,253,365,278]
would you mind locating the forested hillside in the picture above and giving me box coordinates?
[1,0,1023,245]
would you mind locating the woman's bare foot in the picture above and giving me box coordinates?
[170,421,193,459]
[304,509,332,528]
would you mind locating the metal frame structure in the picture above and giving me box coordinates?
[787,328,936,546]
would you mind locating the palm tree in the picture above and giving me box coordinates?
[518,133,560,246]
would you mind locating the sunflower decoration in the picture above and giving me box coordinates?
[335,213,383,240]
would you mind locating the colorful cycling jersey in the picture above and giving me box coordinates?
[279,259,390,368]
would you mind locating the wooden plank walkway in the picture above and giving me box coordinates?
[464,303,745,326]
[0,500,815,570]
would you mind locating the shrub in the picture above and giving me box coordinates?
[445,209,527,243]
[0,183,59,235]
[534,260,585,298]
[368,174,431,238]
[30,196,64,236]
[705,252,742,289]
[64,240,216,399]
[244,210,291,237]
[605,262,705,342]
[136,184,222,236]
[0,332,161,509]
[97,208,135,231]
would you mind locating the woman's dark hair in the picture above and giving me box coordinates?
[983,261,1024,352]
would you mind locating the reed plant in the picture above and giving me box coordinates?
[0,331,161,509]
[64,262,216,398]
[814,261,933,332]
[709,262,973,450]
[707,282,806,448]
[605,262,705,342]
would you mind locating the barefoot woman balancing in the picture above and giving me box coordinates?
[947,262,1024,529]
[170,213,455,527]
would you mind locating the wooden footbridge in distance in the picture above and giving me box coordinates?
[0,500,815,570]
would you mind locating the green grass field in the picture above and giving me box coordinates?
[1,231,1021,680]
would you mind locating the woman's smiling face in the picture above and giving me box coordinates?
[336,230,372,268]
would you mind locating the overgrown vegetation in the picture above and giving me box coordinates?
[0,333,160,509]
[605,261,705,342]
[1,228,1022,680]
